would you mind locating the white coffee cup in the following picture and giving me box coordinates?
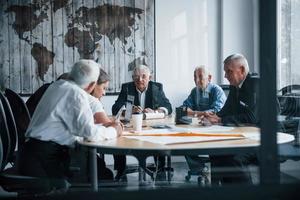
[132,113,143,131]
[192,117,199,125]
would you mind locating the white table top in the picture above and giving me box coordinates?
[78,119,294,156]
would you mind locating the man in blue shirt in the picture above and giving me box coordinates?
[183,66,226,117]
[183,66,226,173]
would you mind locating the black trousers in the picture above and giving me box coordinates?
[113,155,166,176]
[19,138,70,191]
[210,153,256,185]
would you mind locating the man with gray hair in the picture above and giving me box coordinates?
[201,54,259,185]
[112,64,172,180]
[201,53,258,125]
[19,59,123,192]
[112,64,172,115]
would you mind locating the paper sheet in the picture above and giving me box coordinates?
[123,135,244,145]
[123,125,235,135]
[168,125,235,133]
[123,125,244,145]
[242,132,295,144]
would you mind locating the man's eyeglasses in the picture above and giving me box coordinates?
[132,74,148,81]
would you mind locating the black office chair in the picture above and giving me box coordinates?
[0,100,11,171]
[4,88,31,150]
[0,92,18,166]
[277,85,300,162]
[220,84,230,97]
[279,84,300,96]
[0,98,50,196]
[25,83,51,116]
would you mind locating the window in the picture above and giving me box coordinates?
[278,0,300,89]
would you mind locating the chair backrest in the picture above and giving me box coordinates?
[26,83,51,116]
[279,84,300,96]
[0,136,3,172]
[0,92,17,163]
[4,89,31,148]
[220,84,230,97]
[0,100,11,171]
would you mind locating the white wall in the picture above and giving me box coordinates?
[155,0,258,109]
[221,0,259,83]
[156,0,218,111]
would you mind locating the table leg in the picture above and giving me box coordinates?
[138,157,146,183]
[89,147,98,191]
[167,156,171,183]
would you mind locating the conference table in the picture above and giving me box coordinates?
[77,116,295,191]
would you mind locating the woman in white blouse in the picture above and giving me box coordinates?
[90,68,114,125]
[89,68,125,180]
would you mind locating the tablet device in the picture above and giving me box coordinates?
[115,105,125,122]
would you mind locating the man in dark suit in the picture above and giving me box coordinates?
[202,54,259,185]
[112,64,172,180]
[112,66,172,116]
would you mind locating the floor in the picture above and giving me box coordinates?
[1,159,300,198]
[70,159,300,191]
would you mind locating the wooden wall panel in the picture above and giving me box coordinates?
[145,0,155,74]
[0,0,10,90]
[63,0,74,74]
[124,0,136,83]
[0,0,155,95]
[52,0,65,79]
[7,0,21,92]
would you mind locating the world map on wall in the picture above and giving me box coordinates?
[4,0,146,81]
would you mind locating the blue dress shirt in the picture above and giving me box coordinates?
[182,83,226,113]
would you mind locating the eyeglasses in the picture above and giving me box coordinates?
[132,74,149,81]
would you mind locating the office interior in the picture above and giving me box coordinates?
[0,0,300,199]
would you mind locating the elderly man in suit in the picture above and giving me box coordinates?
[201,54,259,185]
[112,64,172,180]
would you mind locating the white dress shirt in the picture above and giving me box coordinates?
[25,80,117,146]
[88,95,104,114]
[136,87,168,115]
[136,88,147,109]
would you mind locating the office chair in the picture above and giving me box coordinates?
[4,88,31,149]
[0,92,18,166]
[0,100,49,196]
[185,156,210,186]
[277,85,300,162]
[220,84,230,97]
[279,84,300,96]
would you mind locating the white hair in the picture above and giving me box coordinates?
[133,64,151,76]
[194,65,210,76]
[69,59,100,88]
[223,53,249,74]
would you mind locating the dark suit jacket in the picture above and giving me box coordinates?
[217,74,259,125]
[112,81,172,115]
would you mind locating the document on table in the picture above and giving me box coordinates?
[123,125,245,145]
[124,136,245,145]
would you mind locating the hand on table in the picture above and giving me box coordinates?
[107,120,124,137]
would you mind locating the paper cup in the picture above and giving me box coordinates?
[132,113,143,131]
